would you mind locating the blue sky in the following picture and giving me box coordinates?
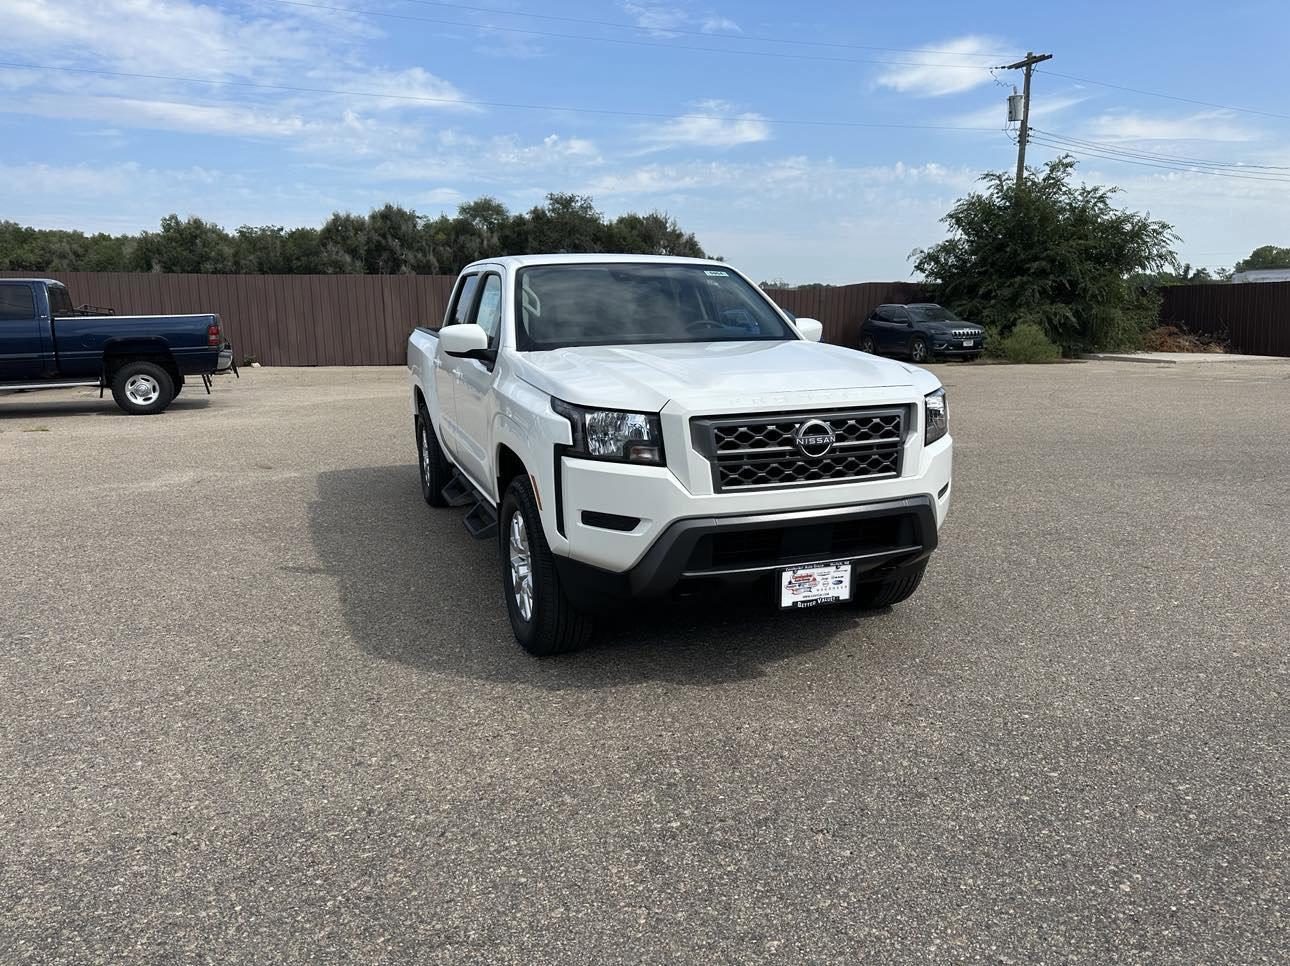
[2,0,1288,283]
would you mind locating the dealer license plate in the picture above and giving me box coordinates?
[963,339,974,347]
[779,560,852,609]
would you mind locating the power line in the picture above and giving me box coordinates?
[1033,128,1290,171]
[1037,69,1290,123]
[1024,135,1290,183]
[264,0,1003,72]
[395,0,1018,59]
[0,61,1003,133]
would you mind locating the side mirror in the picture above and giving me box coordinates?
[441,323,490,358]
[794,317,824,343]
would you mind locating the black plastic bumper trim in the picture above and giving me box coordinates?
[581,510,641,532]
[552,495,938,610]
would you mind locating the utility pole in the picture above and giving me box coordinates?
[999,51,1053,190]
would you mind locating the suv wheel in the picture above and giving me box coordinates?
[859,334,877,354]
[909,337,930,364]
[852,561,927,609]
[416,405,451,507]
[110,360,175,415]
[500,477,593,656]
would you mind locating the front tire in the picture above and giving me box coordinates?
[910,337,931,364]
[110,361,175,415]
[500,477,593,656]
[859,334,877,354]
[416,406,451,507]
[852,561,927,610]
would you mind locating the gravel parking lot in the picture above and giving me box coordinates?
[2,361,1286,964]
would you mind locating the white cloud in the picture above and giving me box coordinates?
[619,2,689,35]
[875,36,1004,97]
[0,161,143,196]
[580,156,977,199]
[320,67,476,113]
[701,16,741,34]
[619,2,741,37]
[371,132,603,183]
[948,94,1088,130]
[639,100,771,151]
[1082,110,1259,143]
[0,0,349,80]
[418,187,465,206]
[0,0,473,152]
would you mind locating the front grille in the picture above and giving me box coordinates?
[951,328,982,339]
[692,408,906,491]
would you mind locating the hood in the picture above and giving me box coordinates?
[511,340,934,413]
[923,321,984,334]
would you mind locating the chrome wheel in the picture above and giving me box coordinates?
[911,340,929,363]
[860,337,876,354]
[420,421,432,484]
[124,374,160,406]
[508,510,534,622]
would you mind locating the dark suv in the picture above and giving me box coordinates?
[859,303,986,363]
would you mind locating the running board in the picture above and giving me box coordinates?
[440,473,476,508]
[1,379,100,392]
[463,501,498,540]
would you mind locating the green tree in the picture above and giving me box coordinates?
[608,211,705,256]
[363,203,436,274]
[1232,244,1290,273]
[0,195,709,275]
[318,212,368,274]
[133,214,235,273]
[1128,262,1222,288]
[520,193,610,253]
[913,157,1178,354]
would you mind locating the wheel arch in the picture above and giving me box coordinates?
[496,443,527,503]
[103,339,180,383]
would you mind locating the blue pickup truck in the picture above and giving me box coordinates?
[0,278,235,415]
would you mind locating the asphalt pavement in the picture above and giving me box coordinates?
[1,361,1286,964]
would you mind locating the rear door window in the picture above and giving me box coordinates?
[0,284,36,321]
[47,285,75,317]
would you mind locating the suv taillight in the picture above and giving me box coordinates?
[208,322,221,346]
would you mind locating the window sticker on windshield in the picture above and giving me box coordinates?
[704,270,730,277]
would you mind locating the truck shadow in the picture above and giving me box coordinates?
[0,393,212,418]
[308,464,894,690]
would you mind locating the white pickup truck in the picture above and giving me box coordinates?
[407,254,952,655]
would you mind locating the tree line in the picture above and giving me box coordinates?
[0,193,707,276]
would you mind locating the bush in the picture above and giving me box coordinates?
[912,157,1178,355]
[1000,323,1062,363]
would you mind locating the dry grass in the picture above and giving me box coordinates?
[1144,325,1228,353]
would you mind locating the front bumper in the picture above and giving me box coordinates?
[557,430,952,573]
[932,340,985,356]
[553,495,938,609]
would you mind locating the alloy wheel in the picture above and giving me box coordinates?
[508,510,534,622]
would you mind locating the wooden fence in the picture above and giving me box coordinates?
[1158,281,1290,356]
[7,271,1284,363]
[762,282,931,346]
[0,271,455,367]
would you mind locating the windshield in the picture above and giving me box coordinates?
[515,263,796,350]
[908,304,962,323]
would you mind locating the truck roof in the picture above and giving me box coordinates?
[460,253,728,272]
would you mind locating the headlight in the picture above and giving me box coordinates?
[925,388,948,444]
[552,399,665,465]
